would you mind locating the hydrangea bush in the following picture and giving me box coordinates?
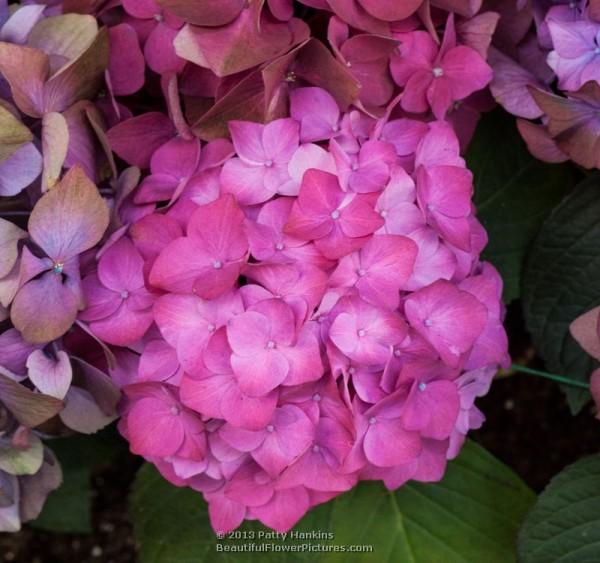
[0,0,599,560]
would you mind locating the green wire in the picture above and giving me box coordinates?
[510,363,590,390]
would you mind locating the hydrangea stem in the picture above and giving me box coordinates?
[510,364,590,389]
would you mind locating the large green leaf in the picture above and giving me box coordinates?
[522,173,600,413]
[519,454,600,562]
[131,440,534,563]
[31,426,126,533]
[467,110,574,302]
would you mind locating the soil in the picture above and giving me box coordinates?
[2,306,599,563]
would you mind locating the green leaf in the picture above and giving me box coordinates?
[131,441,534,562]
[31,425,126,533]
[522,173,600,413]
[467,110,574,302]
[519,454,600,562]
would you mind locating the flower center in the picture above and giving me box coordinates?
[432,67,444,78]
[357,328,366,337]
[213,260,223,269]
[357,268,367,277]
[330,209,340,220]
[170,406,180,416]
[380,209,388,218]
[312,393,321,402]
[264,159,273,167]
[266,340,276,349]
[418,382,427,392]
[266,424,274,433]
[369,416,377,425]
[207,323,216,333]
[275,242,284,251]
[53,262,64,274]
[312,444,320,453]
[120,290,129,300]
[424,318,433,327]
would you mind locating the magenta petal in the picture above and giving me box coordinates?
[122,0,160,18]
[149,237,211,293]
[224,463,274,507]
[98,238,145,293]
[158,0,245,26]
[403,380,460,440]
[360,0,420,21]
[252,405,314,476]
[290,87,340,142]
[152,137,201,179]
[108,24,145,96]
[107,113,175,168]
[80,274,120,322]
[221,387,279,431]
[89,302,153,346]
[144,23,185,75]
[207,493,245,534]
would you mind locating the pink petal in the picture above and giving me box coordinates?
[290,87,340,142]
[231,350,289,397]
[127,396,185,457]
[26,350,72,399]
[89,301,153,346]
[402,380,460,439]
[151,136,201,179]
[11,272,80,344]
[251,487,310,533]
[144,23,185,75]
[364,418,422,467]
[98,238,145,293]
[156,0,245,26]
[227,311,271,357]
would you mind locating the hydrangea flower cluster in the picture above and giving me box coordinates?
[104,94,509,532]
[0,0,507,534]
[489,0,600,168]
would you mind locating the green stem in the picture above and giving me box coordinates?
[510,364,590,390]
